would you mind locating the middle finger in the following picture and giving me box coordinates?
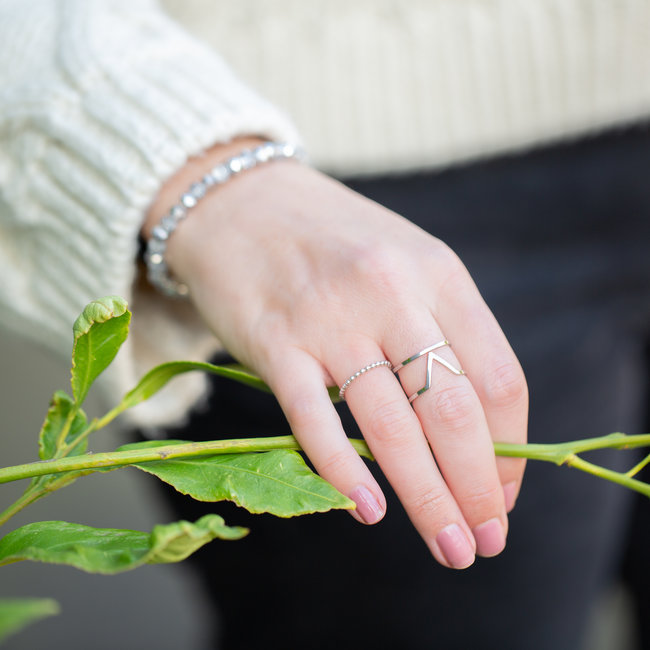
[386,323,508,558]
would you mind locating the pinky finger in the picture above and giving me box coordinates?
[268,351,387,525]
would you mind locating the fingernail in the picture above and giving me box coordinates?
[435,524,475,569]
[473,518,506,557]
[503,481,518,512]
[349,485,384,525]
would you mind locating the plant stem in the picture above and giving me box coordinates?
[494,432,650,464]
[625,452,650,478]
[54,407,77,453]
[0,436,373,485]
[0,472,88,528]
[2,433,650,487]
[2,433,650,526]
[0,490,43,528]
[566,455,650,498]
[93,404,127,431]
[494,433,650,500]
[60,420,99,457]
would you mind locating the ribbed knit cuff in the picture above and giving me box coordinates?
[0,0,300,428]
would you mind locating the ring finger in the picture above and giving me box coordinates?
[384,321,508,558]
[329,340,478,569]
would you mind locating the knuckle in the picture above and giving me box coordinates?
[462,481,503,506]
[431,243,467,283]
[285,395,323,430]
[318,448,355,478]
[365,398,414,447]
[433,240,463,270]
[352,244,409,299]
[484,362,528,412]
[409,485,449,520]
[459,480,504,512]
[429,384,476,431]
[431,246,478,306]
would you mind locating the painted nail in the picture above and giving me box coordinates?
[473,518,506,557]
[503,480,518,513]
[435,524,475,569]
[349,485,384,525]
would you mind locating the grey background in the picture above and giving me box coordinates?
[0,327,639,649]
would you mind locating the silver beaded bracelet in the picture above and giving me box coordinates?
[145,141,307,298]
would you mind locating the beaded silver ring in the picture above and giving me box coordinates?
[339,360,394,400]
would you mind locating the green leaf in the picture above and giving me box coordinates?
[117,361,271,413]
[38,391,88,460]
[0,515,247,575]
[128,446,355,516]
[71,296,130,406]
[0,598,59,644]
[146,516,245,563]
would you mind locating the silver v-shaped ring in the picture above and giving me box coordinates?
[393,339,465,403]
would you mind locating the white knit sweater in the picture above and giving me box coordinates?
[2,0,650,427]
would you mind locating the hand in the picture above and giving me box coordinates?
[145,139,528,569]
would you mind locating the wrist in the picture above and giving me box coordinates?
[143,138,307,297]
[143,136,266,239]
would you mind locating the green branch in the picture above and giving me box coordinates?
[0,436,373,486]
[0,489,45,528]
[60,420,99,457]
[567,455,650,498]
[494,433,650,500]
[3,432,650,496]
[493,432,650,464]
[53,407,77,455]
[625,452,650,478]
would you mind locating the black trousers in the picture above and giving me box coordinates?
[151,125,650,650]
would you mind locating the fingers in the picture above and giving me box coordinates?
[385,323,508,559]
[267,300,523,568]
[324,341,478,569]
[433,257,529,512]
[259,281,525,568]
[267,349,387,526]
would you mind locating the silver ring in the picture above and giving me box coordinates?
[393,339,465,403]
[339,360,393,400]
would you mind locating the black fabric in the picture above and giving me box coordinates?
[146,125,650,650]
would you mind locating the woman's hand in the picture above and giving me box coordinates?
[145,139,528,569]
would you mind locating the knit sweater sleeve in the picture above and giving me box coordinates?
[0,0,300,428]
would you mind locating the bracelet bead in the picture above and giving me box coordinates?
[144,141,307,298]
